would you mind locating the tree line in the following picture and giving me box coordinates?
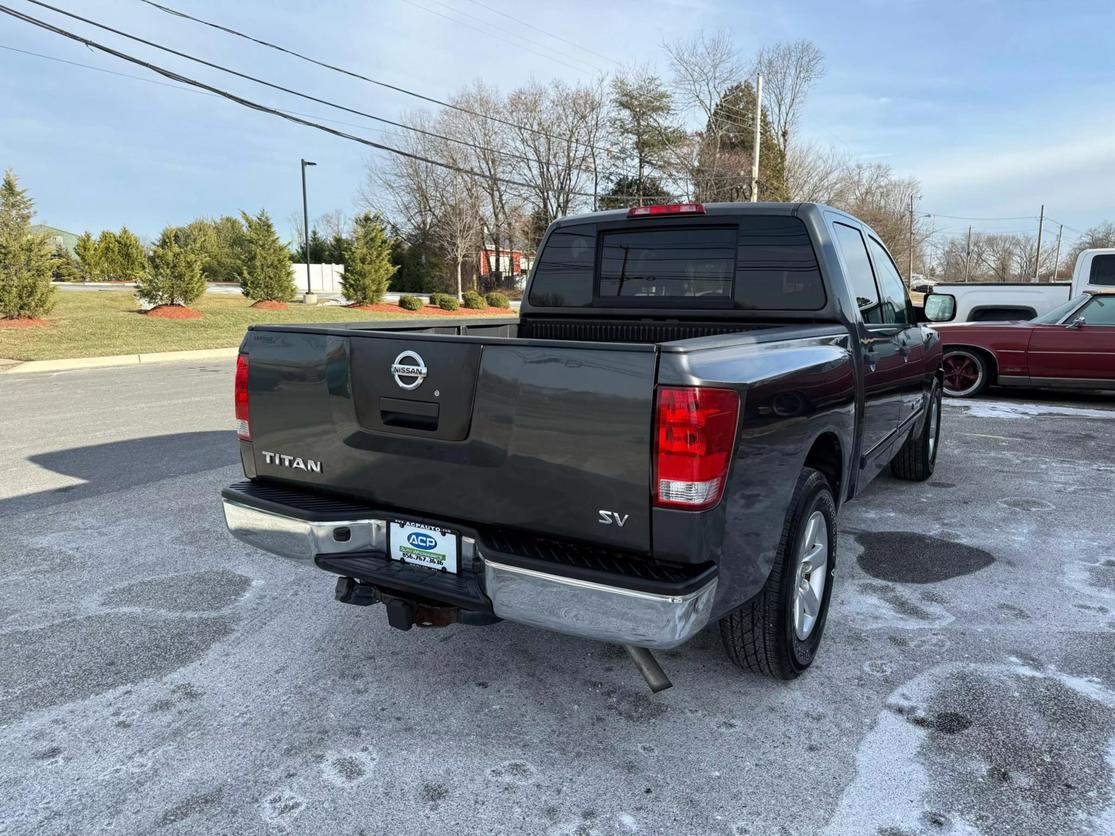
[0,168,399,319]
[368,34,934,290]
[929,222,1115,283]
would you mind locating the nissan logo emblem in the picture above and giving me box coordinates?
[391,350,427,390]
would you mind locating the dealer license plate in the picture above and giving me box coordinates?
[388,521,459,574]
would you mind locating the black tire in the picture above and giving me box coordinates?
[719,468,837,680]
[890,382,942,481]
[942,348,990,398]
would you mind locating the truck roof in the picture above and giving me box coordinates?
[553,201,834,227]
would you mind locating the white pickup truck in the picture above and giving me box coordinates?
[927,248,1115,322]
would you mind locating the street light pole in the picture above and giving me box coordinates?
[300,159,317,303]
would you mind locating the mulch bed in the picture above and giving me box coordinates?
[251,300,288,310]
[347,303,511,316]
[0,317,49,328]
[144,305,203,319]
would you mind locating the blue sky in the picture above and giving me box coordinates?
[2,0,1113,248]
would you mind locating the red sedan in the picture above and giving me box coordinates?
[932,290,1115,397]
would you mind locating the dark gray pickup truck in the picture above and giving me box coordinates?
[222,202,946,691]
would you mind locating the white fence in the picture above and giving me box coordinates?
[291,263,345,293]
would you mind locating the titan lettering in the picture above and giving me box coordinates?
[261,451,322,473]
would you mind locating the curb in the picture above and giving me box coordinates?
[0,347,239,375]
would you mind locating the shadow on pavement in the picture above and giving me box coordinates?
[1,431,236,517]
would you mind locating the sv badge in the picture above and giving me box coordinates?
[598,510,629,527]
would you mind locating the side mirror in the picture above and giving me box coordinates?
[1068,316,1086,329]
[923,293,956,323]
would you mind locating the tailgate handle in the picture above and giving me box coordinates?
[379,397,439,431]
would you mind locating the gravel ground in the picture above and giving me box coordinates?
[0,363,1112,835]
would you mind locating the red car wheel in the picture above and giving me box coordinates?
[942,349,988,398]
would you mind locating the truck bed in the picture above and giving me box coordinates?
[238,316,845,553]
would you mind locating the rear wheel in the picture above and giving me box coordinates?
[890,382,942,481]
[720,468,836,679]
[942,349,989,397]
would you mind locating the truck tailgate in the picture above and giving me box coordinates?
[244,328,657,551]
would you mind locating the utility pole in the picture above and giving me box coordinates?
[907,193,916,283]
[750,74,763,203]
[1052,223,1063,280]
[964,225,972,282]
[300,158,317,304]
[1033,203,1044,282]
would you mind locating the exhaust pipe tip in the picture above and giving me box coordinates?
[623,645,673,693]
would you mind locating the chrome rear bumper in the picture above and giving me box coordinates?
[222,498,715,649]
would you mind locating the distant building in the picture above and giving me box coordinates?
[478,247,534,287]
[31,224,80,256]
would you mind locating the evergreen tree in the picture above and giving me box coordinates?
[239,210,296,302]
[391,236,445,293]
[0,169,55,319]
[137,227,206,307]
[326,231,353,266]
[95,230,120,280]
[115,226,147,282]
[610,70,685,205]
[599,175,672,210]
[341,214,397,305]
[50,245,81,282]
[74,231,98,281]
[694,82,786,202]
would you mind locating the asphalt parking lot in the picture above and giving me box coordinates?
[1,362,1113,835]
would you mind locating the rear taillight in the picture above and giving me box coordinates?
[235,353,250,440]
[627,203,705,217]
[654,386,739,510]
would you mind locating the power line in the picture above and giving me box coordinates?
[137,0,763,150]
[0,3,605,197]
[0,41,498,147]
[18,0,596,172]
[457,0,617,66]
[134,0,613,155]
[399,0,602,76]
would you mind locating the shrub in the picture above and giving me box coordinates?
[429,292,451,306]
[398,294,423,311]
[239,210,296,302]
[340,213,396,305]
[462,290,485,309]
[0,169,55,319]
[137,232,206,307]
[485,291,510,309]
[437,295,460,311]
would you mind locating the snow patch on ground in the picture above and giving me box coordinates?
[945,399,1115,420]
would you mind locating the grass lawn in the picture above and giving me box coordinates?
[0,290,513,361]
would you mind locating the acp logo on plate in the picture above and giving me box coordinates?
[406,531,437,551]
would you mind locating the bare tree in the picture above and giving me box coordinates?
[663,32,743,201]
[507,79,605,228]
[664,31,742,126]
[785,142,849,203]
[428,141,483,300]
[753,40,825,153]
[444,82,525,289]
[1066,220,1115,270]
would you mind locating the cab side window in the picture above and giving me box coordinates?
[1077,295,1115,325]
[832,223,882,324]
[867,236,911,325]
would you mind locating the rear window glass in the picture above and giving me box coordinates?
[599,227,735,299]
[1090,254,1115,286]
[529,216,826,310]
